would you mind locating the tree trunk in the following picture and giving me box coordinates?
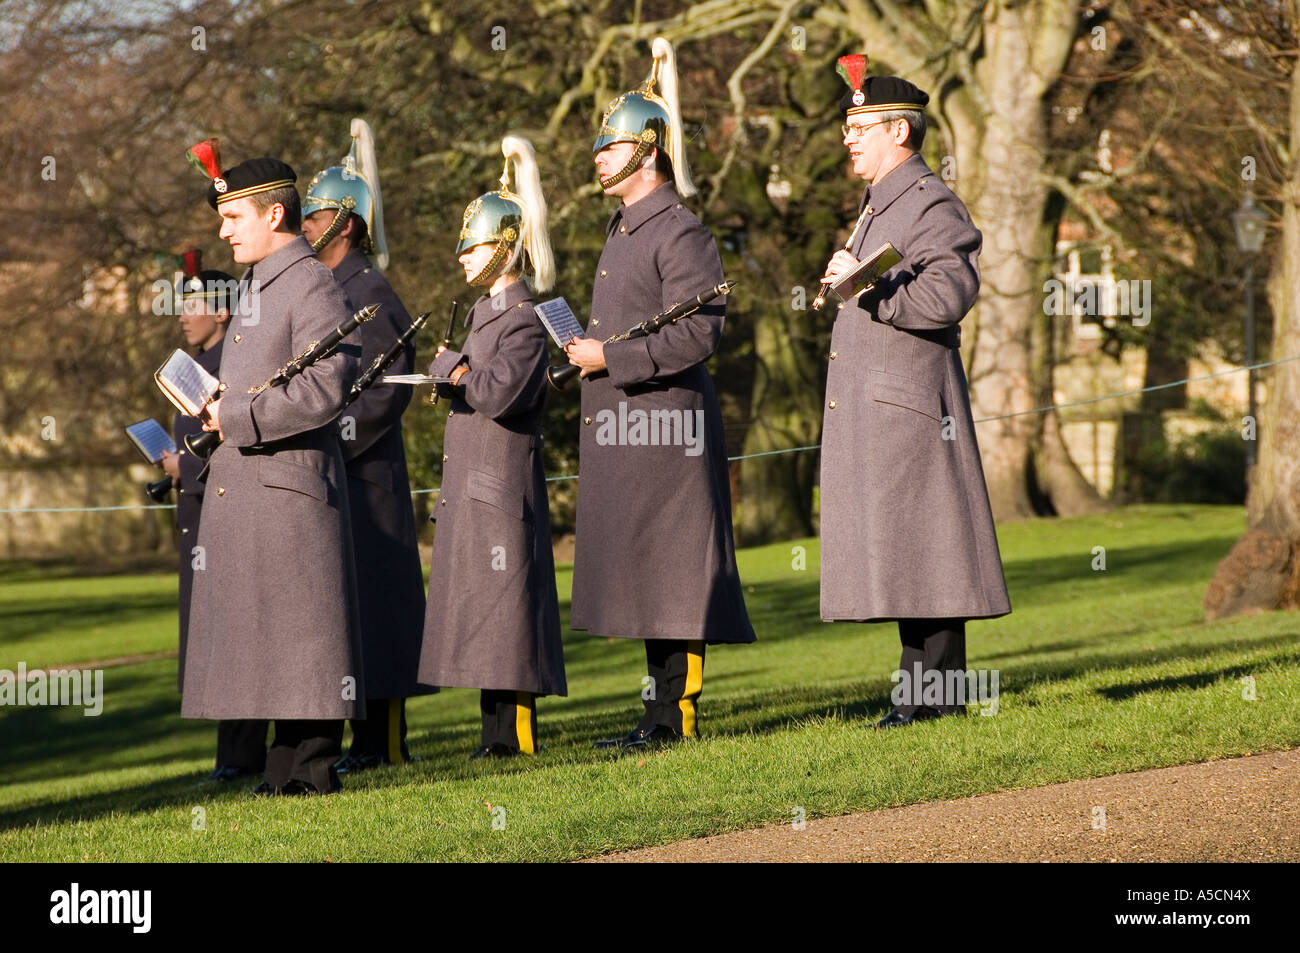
[957,2,1100,521]
[1205,36,1300,619]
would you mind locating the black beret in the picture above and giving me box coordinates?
[206,157,296,210]
[840,76,930,117]
[178,269,239,310]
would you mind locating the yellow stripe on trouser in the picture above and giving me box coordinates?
[387,698,404,764]
[515,692,536,755]
[678,641,704,738]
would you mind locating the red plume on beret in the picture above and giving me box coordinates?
[186,139,226,191]
[836,54,869,93]
[181,248,202,278]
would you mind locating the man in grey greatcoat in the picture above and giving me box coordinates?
[161,264,267,781]
[181,152,365,794]
[566,38,755,749]
[818,61,1011,729]
[301,121,428,773]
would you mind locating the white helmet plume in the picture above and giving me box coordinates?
[652,37,696,198]
[502,135,555,293]
[350,118,388,270]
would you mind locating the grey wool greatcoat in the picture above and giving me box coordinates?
[569,183,755,645]
[173,336,223,693]
[417,281,566,697]
[182,235,366,720]
[330,249,430,699]
[820,154,1011,623]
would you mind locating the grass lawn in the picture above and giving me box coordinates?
[1,503,1297,862]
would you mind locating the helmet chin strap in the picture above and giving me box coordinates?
[467,233,517,287]
[598,135,654,190]
[309,195,357,254]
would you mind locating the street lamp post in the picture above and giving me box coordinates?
[1233,193,1268,469]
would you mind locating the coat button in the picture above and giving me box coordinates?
[442,454,448,462]
[448,410,454,416]
[216,487,226,495]
[600,270,608,277]
[836,303,844,311]
[517,302,524,308]
[584,416,592,425]
[828,400,836,409]
[181,527,189,535]
[619,225,626,232]
[440,498,446,506]
[591,318,600,327]
[233,334,242,342]
[830,351,838,359]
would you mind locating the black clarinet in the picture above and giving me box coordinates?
[346,309,432,405]
[430,300,460,405]
[185,303,380,458]
[547,280,736,391]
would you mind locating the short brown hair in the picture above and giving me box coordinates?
[250,185,302,231]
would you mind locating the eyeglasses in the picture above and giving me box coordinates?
[841,119,897,138]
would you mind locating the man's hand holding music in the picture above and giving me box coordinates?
[160,450,181,482]
[822,250,860,286]
[565,336,607,379]
[201,398,223,438]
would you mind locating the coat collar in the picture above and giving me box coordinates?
[196,336,224,373]
[609,182,680,237]
[860,153,932,218]
[469,279,531,332]
[331,248,372,287]
[243,234,316,290]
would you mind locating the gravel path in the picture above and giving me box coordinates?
[593,748,1300,862]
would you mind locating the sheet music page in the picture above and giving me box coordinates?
[534,298,586,349]
[124,419,177,463]
[831,242,901,298]
[154,349,220,416]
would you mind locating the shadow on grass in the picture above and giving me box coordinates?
[0,591,176,646]
[1097,663,1270,701]
[1000,536,1240,600]
[0,531,1287,836]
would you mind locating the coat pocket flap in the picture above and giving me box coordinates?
[465,469,524,519]
[872,380,942,421]
[258,457,330,502]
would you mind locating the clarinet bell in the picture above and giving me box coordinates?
[144,477,173,503]
[185,429,220,459]
[546,363,581,391]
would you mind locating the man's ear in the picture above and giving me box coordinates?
[266,202,286,232]
[215,308,231,327]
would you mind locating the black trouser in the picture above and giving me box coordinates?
[347,698,409,764]
[215,719,268,771]
[895,618,967,717]
[263,719,344,792]
[480,690,537,753]
[637,639,706,736]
